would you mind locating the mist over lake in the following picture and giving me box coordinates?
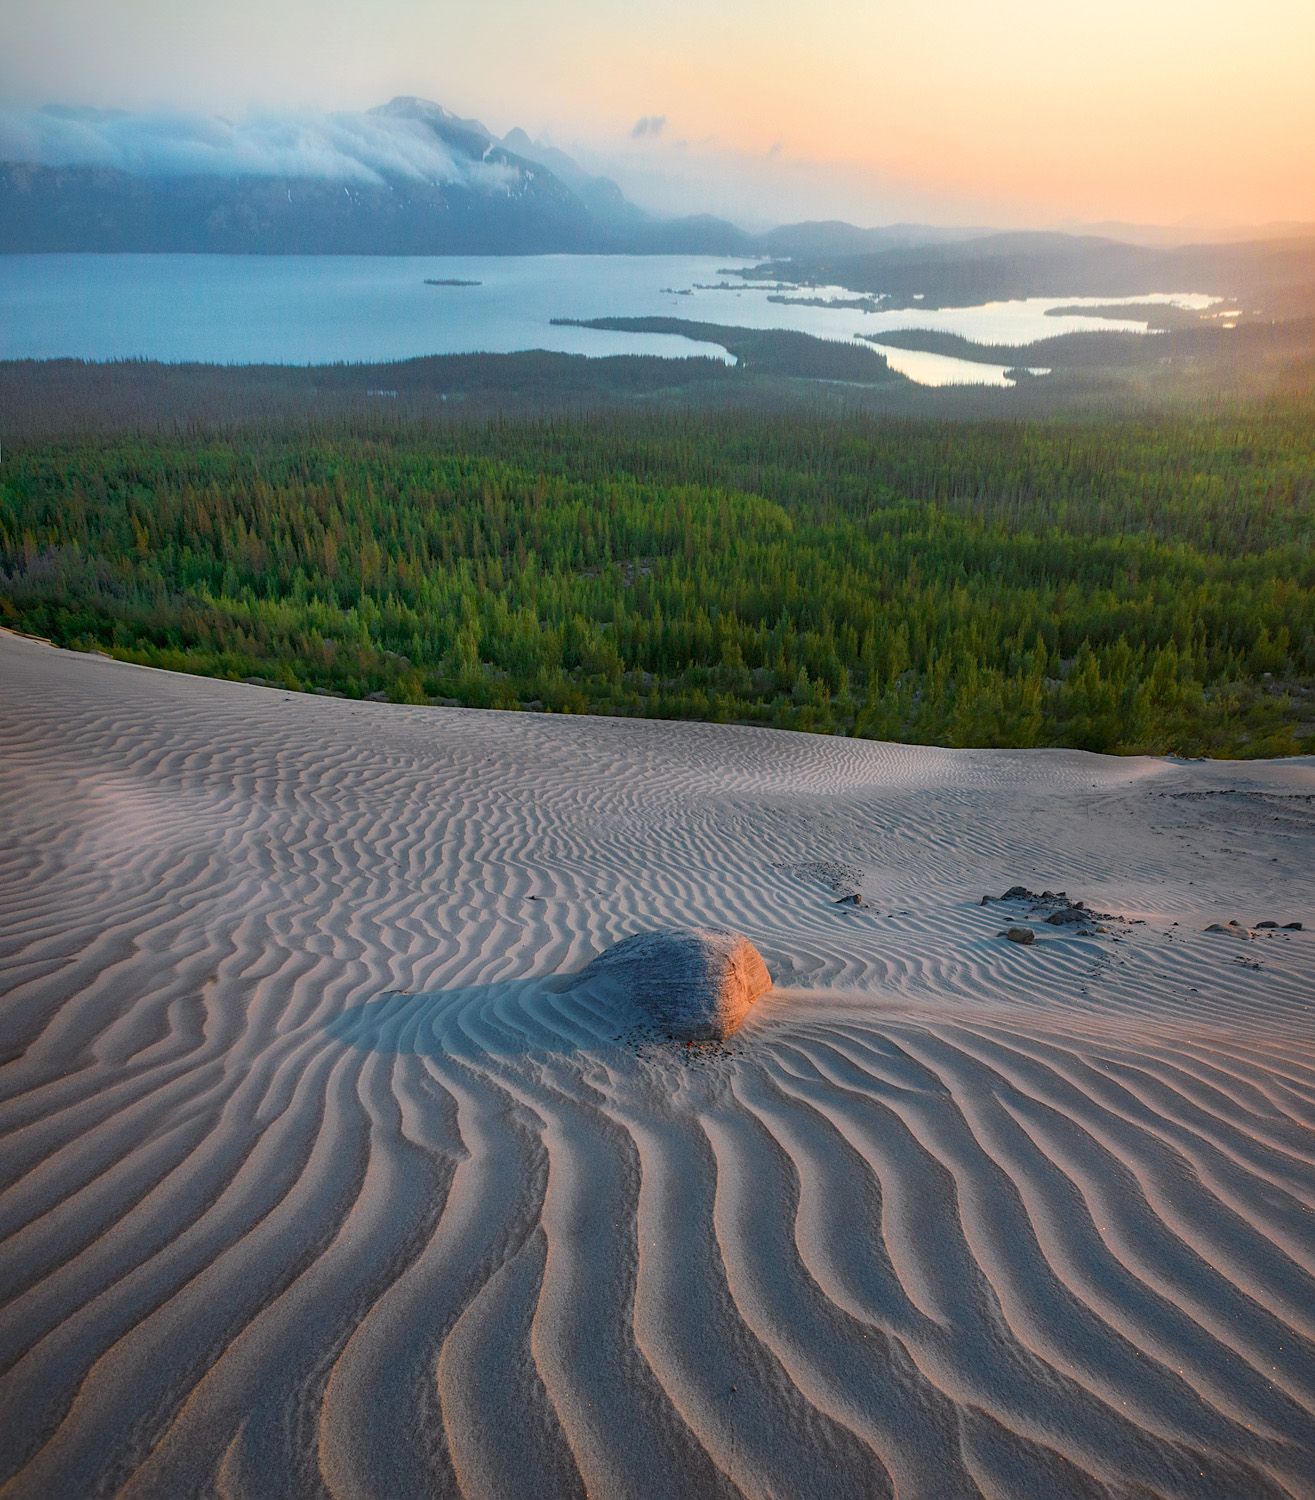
[0,253,1212,386]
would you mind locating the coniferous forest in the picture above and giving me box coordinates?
[2,401,1312,756]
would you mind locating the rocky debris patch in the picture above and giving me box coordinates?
[1206,918,1303,937]
[1205,922,1254,939]
[983,885,1126,938]
[779,858,875,914]
[782,858,865,895]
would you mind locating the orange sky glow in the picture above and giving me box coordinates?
[5,0,1313,228]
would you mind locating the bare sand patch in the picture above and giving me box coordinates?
[1,633,1313,1498]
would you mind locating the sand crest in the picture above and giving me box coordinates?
[1,632,1313,1498]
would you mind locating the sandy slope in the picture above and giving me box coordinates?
[1,631,1313,1499]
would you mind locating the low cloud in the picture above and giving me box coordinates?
[630,114,667,140]
[0,104,519,191]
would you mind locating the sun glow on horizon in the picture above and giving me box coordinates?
[4,0,1313,228]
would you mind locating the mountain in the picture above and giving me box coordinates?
[0,98,750,256]
[755,220,990,257]
[498,125,749,253]
[500,126,639,225]
[5,98,1313,267]
[1053,218,1315,248]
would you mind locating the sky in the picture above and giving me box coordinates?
[4,0,1314,230]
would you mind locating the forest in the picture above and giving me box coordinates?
[2,400,1313,756]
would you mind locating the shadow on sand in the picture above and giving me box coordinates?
[325,975,615,1061]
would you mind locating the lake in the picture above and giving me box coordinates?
[0,253,1215,387]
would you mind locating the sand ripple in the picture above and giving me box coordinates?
[2,635,1313,1498]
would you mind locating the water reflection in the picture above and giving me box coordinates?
[0,253,1216,387]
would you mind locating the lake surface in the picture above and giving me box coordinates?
[0,254,1215,387]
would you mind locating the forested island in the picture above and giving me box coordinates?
[550,317,903,382]
[3,398,1311,756]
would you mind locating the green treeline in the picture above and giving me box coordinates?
[2,405,1312,755]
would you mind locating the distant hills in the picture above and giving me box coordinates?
[3,97,1314,292]
[749,231,1315,314]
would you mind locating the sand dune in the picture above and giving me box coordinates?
[1,631,1313,1498]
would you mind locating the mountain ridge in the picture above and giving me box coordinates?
[0,97,752,256]
[5,98,1314,265]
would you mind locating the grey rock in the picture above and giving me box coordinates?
[573,927,772,1041]
[1045,907,1087,926]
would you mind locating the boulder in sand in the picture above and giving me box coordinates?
[576,927,772,1041]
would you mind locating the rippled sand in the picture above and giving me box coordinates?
[2,632,1313,1499]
